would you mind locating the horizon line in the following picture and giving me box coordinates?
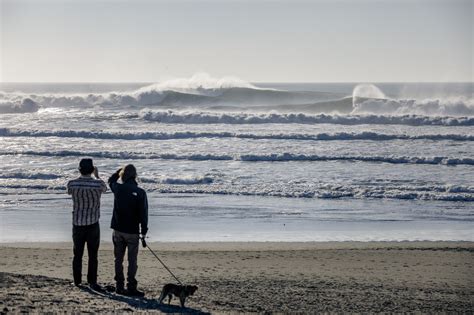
[1,81,473,84]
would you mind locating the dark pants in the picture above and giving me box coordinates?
[112,230,139,290]
[72,222,100,285]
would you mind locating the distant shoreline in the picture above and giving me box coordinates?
[1,240,473,251]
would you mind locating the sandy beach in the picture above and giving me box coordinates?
[0,241,473,313]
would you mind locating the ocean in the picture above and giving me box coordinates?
[0,75,473,242]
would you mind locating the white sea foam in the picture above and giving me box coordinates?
[1,127,472,141]
[140,110,474,126]
[352,98,474,116]
[2,150,473,165]
[351,83,474,117]
[239,153,474,165]
[0,74,281,109]
[140,175,214,185]
[1,76,472,120]
[0,98,39,114]
[161,176,214,185]
[0,172,62,180]
[352,84,386,100]
[134,72,258,94]
[3,181,472,202]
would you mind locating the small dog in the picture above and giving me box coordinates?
[158,283,198,308]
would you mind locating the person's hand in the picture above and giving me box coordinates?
[140,236,147,248]
[93,166,99,178]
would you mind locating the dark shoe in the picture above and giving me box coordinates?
[104,284,116,292]
[89,283,105,292]
[115,287,127,295]
[72,281,81,287]
[126,288,145,297]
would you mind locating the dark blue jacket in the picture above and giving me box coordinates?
[108,171,148,235]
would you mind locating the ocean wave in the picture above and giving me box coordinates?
[107,183,474,203]
[0,172,62,180]
[352,97,474,117]
[140,176,213,185]
[352,83,474,117]
[145,181,474,202]
[0,184,65,191]
[1,79,473,121]
[148,188,474,202]
[239,153,474,165]
[1,87,338,110]
[0,73,338,110]
[1,180,472,202]
[1,127,472,142]
[2,150,473,165]
[140,110,474,126]
[0,98,39,114]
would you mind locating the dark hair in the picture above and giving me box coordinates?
[120,164,137,182]
[79,158,94,175]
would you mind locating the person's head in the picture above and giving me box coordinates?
[78,158,94,175]
[120,164,137,182]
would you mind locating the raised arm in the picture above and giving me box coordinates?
[108,168,122,193]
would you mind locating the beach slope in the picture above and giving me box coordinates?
[1,242,473,313]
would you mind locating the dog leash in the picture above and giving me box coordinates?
[140,236,183,285]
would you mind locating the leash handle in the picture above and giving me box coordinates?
[141,236,147,248]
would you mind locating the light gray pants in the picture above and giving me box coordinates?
[112,230,139,290]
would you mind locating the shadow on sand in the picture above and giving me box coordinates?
[80,286,209,314]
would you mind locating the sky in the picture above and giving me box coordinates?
[0,0,472,83]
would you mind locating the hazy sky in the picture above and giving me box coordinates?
[1,0,472,82]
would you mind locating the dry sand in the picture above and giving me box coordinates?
[0,242,473,313]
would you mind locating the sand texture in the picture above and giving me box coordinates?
[0,242,473,313]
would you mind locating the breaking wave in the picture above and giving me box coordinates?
[0,172,62,180]
[1,127,473,141]
[0,73,339,110]
[2,150,473,165]
[145,176,214,185]
[140,110,474,126]
[149,185,474,202]
[2,76,472,120]
[1,182,472,202]
[0,98,39,114]
[352,98,474,117]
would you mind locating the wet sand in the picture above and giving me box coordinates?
[1,242,473,313]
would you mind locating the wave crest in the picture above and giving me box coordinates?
[2,150,473,165]
[0,98,39,114]
[135,72,257,94]
[1,127,473,141]
[352,98,474,117]
[140,110,474,126]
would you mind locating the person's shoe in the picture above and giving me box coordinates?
[104,284,116,293]
[71,281,81,287]
[126,288,145,297]
[115,287,127,295]
[89,283,105,292]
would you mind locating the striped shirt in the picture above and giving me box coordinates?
[67,176,107,226]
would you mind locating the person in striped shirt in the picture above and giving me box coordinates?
[67,158,107,290]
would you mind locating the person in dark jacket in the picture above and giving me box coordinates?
[108,164,148,297]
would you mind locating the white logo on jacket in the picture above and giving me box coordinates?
[132,192,138,196]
